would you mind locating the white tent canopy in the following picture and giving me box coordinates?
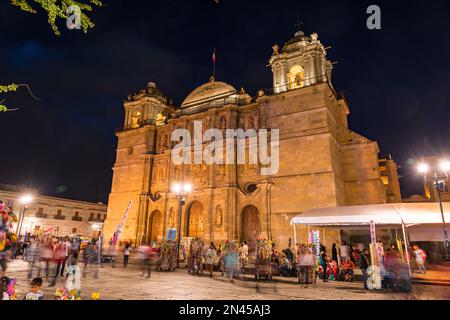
[291,202,450,227]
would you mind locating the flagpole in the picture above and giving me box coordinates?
[213,48,216,79]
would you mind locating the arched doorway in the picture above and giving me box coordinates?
[241,205,260,251]
[148,210,162,245]
[186,201,205,239]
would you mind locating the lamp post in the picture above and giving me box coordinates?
[418,159,450,259]
[17,194,34,237]
[171,182,191,268]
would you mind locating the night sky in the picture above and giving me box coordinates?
[0,0,449,203]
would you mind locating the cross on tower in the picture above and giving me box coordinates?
[294,13,303,32]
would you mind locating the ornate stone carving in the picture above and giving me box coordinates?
[155,113,166,126]
[220,116,227,129]
[155,166,166,181]
[191,164,207,185]
[174,166,181,181]
[168,207,175,227]
[215,204,223,228]
[160,133,169,149]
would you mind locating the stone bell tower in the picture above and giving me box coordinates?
[269,31,333,94]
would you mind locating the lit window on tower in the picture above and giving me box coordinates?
[288,65,305,89]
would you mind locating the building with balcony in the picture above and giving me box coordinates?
[0,183,107,239]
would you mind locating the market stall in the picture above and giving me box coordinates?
[159,240,177,271]
[255,240,272,280]
[187,239,204,274]
[291,202,450,287]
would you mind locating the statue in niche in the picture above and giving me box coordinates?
[155,112,166,126]
[168,207,175,227]
[174,166,181,181]
[220,116,227,129]
[217,165,225,178]
[215,205,223,228]
[156,167,165,181]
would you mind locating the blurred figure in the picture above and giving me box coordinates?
[339,241,350,263]
[26,236,39,279]
[50,238,65,286]
[224,241,239,282]
[331,243,338,264]
[413,244,427,274]
[0,250,8,278]
[82,241,99,278]
[319,251,328,282]
[205,242,217,277]
[38,237,54,280]
[359,248,370,289]
[60,236,70,276]
[239,241,248,270]
[65,256,82,293]
[123,242,131,268]
[297,244,315,288]
[137,244,152,279]
[22,236,30,261]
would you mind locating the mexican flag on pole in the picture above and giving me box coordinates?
[112,200,133,246]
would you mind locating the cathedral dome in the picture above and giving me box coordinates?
[181,77,238,109]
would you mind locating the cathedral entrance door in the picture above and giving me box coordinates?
[241,205,260,252]
[186,201,205,240]
[149,210,162,245]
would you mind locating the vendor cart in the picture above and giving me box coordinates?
[255,240,273,280]
[159,240,177,271]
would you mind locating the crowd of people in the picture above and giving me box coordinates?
[0,229,433,299]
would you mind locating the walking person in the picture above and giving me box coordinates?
[123,242,131,268]
[50,238,65,287]
[239,241,249,271]
[137,244,152,279]
[320,251,328,282]
[26,236,39,279]
[413,244,427,274]
[82,242,93,278]
[205,242,217,277]
[331,243,338,264]
[360,248,370,289]
[59,236,70,276]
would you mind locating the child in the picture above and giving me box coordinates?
[65,256,81,292]
[24,278,44,300]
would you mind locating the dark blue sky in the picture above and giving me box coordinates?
[0,0,449,203]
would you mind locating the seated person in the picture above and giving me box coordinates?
[327,260,338,280]
[341,258,355,281]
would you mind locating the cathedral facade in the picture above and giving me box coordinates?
[103,31,387,249]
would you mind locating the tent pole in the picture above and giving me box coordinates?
[293,224,297,246]
[401,222,411,277]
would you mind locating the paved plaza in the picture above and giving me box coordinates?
[5,259,450,300]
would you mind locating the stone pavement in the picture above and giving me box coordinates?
[5,259,450,300]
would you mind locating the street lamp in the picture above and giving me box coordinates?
[171,182,191,268]
[417,159,449,259]
[17,194,34,236]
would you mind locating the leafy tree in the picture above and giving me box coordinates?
[2,1,103,111]
[11,0,103,36]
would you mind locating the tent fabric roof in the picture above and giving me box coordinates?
[291,202,450,226]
